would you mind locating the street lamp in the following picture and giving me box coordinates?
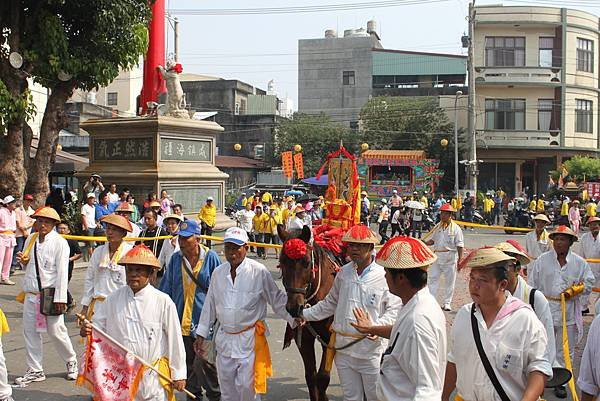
[454,91,463,199]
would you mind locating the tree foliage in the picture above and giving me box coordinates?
[275,113,356,177]
[564,156,600,182]
[0,0,153,201]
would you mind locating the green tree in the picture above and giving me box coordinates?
[564,156,600,182]
[275,113,356,177]
[0,0,152,203]
[359,96,467,191]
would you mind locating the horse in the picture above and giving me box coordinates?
[277,224,341,401]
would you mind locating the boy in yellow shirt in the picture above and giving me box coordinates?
[252,206,269,258]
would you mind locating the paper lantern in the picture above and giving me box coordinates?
[361,143,369,151]
[234,143,242,151]
[440,138,448,147]
[294,144,302,153]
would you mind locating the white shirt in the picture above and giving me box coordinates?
[430,222,464,265]
[81,242,133,306]
[302,260,401,359]
[107,191,119,203]
[195,257,295,359]
[158,236,179,270]
[235,209,255,233]
[578,314,600,396]
[94,285,186,401]
[580,231,600,282]
[81,204,97,229]
[362,197,370,210]
[448,295,552,401]
[287,216,306,231]
[377,287,446,401]
[21,230,70,303]
[524,230,551,261]
[391,210,404,225]
[126,223,142,239]
[512,275,556,365]
[528,250,596,326]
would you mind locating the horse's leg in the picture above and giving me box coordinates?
[315,321,332,401]
[296,328,319,401]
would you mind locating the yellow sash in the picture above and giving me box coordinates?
[132,356,176,401]
[323,330,364,373]
[19,232,39,263]
[254,321,272,394]
[0,309,9,336]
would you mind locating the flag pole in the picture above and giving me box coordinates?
[77,314,196,399]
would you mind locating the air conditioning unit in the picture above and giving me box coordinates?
[254,144,264,160]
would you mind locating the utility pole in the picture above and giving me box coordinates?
[467,2,477,203]
[174,17,180,62]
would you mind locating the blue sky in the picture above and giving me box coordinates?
[169,0,600,108]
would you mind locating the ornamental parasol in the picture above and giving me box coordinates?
[404,200,425,210]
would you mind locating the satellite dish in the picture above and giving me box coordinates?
[9,52,23,69]
[57,70,72,81]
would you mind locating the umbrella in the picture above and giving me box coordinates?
[296,193,320,203]
[301,175,328,186]
[404,200,425,210]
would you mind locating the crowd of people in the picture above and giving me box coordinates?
[0,178,600,401]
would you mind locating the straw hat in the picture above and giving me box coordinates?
[532,214,550,223]
[548,225,578,241]
[294,205,305,213]
[361,190,368,196]
[341,225,379,244]
[164,213,183,222]
[118,244,161,270]
[440,203,456,213]
[149,201,161,208]
[586,216,600,225]
[32,206,61,223]
[494,242,531,265]
[115,202,134,213]
[375,236,437,270]
[101,214,133,233]
[462,247,516,270]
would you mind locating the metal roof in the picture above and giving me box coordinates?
[372,49,467,77]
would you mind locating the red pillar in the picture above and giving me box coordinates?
[139,0,166,115]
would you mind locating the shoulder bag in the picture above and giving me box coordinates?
[34,245,64,316]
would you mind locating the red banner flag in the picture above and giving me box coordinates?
[282,151,294,178]
[294,153,304,179]
[77,327,144,401]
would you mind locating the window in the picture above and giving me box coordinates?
[106,92,118,106]
[575,99,593,133]
[577,38,594,73]
[485,99,525,130]
[538,99,554,130]
[342,71,355,86]
[234,102,240,115]
[539,37,554,67]
[485,37,525,67]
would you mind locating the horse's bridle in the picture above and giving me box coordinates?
[281,249,320,303]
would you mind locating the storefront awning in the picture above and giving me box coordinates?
[361,150,426,160]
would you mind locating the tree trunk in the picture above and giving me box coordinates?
[27,81,75,207]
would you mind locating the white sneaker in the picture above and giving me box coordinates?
[0,397,15,401]
[66,361,78,380]
[442,304,452,311]
[15,368,46,384]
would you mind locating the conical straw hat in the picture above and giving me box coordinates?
[118,244,161,269]
[32,206,61,222]
[101,214,133,233]
[342,225,379,244]
[375,236,437,270]
[494,242,530,265]
[462,247,515,270]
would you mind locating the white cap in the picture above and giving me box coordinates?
[381,198,387,204]
[86,192,96,198]
[224,227,249,246]
[207,196,214,201]
[2,195,16,204]
[393,189,398,194]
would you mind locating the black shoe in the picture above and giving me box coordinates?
[554,386,567,399]
[582,308,590,315]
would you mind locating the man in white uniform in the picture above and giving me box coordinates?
[442,247,552,401]
[157,213,183,272]
[350,236,447,401]
[425,203,464,311]
[528,225,596,398]
[494,242,556,366]
[194,227,296,401]
[579,216,600,314]
[80,213,133,321]
[300,225,401,401]
[14,207,78,384]
[578,313,600,400]
[235,203,255,251]
[524,214,552,273]
[80,244,187,400]
[287,205,311,231]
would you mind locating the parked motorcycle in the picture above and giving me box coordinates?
[504,206,532,234]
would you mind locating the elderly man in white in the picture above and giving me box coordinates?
[351,235,447,401]
[299,225,401,401]
[442,247,552,401]
[524,214,552,273]
[528,225,596,398]
[579,216,600,314]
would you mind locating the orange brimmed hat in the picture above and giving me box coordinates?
[375,236,437,270]
[587,216,600,225]
[462,247,515,269]
[118,244,161,269]
[101,214,133,233]
[549,225,578,241]
[115,202,134,213]
[342,225,379,244]
[32,206,61,223]
[149,201,161,208]
[533,214,550,223]
[440,203,456,213]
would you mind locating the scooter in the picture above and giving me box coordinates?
[504,206,532,234]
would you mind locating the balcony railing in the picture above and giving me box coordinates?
[474,66,561,85]
[477,129,561,148]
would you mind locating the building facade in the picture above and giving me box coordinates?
[473,5,599,196]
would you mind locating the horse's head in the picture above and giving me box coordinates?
[278,224,313,317]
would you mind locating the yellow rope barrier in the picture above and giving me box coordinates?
[454,220,534,232]
[560,284,584,401]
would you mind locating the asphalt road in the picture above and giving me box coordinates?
[1,226,595,400]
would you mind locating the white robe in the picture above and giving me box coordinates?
[448,295,552,401]
[94,285,186,401]
[158,236,179,270]
[579,231,600,288]
[578,314,600,396]
[81,242,133,310]
[302,260,401,359]
[524,230,551,262]
[235,210,255,233]
[377,287,446,401]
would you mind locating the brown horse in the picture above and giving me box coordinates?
[277,225,340,401]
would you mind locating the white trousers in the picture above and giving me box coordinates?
[554,324,577,369]
[334,352,379,401]
[428,261,457,306]
[0,339,11,399]
[22,293,77,372]
[216,353,259,401]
